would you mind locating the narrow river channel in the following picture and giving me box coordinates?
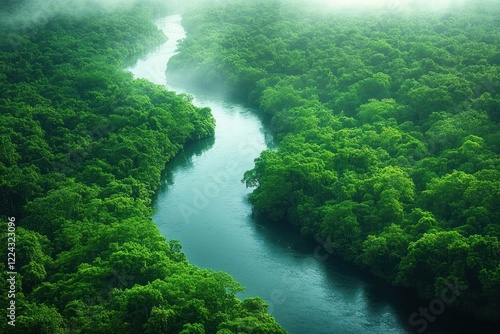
[125,14,486,334]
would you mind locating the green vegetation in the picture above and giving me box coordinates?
[0,3,285,333]
[168,0,500,321]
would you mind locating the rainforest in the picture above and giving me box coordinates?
[1,0,500,333]
[170,0,500,322]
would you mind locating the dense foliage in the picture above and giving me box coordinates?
[169,0,500,322]
[0,3,285,333]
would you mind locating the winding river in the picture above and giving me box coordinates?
[126,14,491,334]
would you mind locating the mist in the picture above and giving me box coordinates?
[312,0,466,10]
[0,0,144,29]
[0,0,477,30]
[291,0,471,17]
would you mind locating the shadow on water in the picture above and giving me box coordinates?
[249,212,418,333]
[249,211,500,334]
[155,135,215,198]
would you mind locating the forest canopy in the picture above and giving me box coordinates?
[0,2,285,333]
[168,0,500,322]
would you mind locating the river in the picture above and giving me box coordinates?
[126,14,493,334]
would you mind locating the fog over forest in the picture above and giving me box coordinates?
[315,0,466,10]
[0,0,488,30]
[0,0,141,27]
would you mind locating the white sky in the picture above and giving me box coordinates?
[320,0,464,12]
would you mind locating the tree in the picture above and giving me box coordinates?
[396,231,469,298]
[357,98,402,124]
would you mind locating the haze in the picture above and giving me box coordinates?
[1,0,473,29]
[0,0,141,28]
[310,0,467,13]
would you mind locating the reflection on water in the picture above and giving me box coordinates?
[158,136,215,194]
